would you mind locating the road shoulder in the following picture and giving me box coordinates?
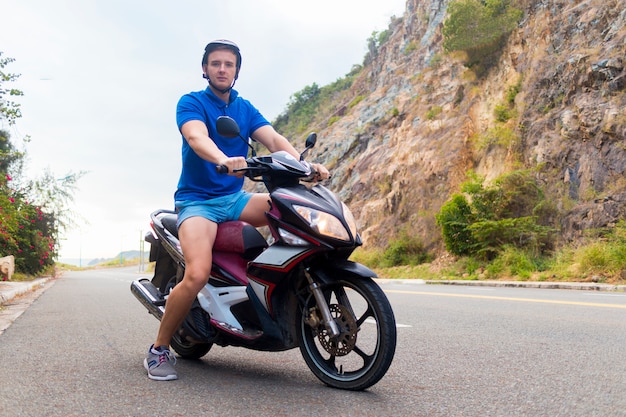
[0,278,55,335]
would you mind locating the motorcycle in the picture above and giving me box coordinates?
[131,116,396,390]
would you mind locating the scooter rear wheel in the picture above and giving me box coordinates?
[170,333,212,360]
[297,275,396,391]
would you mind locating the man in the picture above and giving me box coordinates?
[144,39,329,380]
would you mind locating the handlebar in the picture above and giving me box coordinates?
[214,152,329,190]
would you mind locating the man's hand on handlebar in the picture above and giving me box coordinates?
[309,162,330,181]
[218,156,247,177]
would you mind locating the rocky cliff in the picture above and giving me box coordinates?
[307,0,625,254]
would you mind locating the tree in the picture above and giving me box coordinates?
[0,52,23,125]
[0,52,83,275]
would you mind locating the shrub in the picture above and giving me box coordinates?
[493,79,522,122]
[350,246,383,268]
[506,79,522,104]
[0,174,56,274]
[327,116,340,127]
[494,104,514,122]
[574,222,626,277]
[436,194,476,256]
[404,41,418,55]
[348,95,365,109]
[426,105,443,120]
[486,246,539,279]
[381,231,432,267]
[429,53,443,68]
[442,0,523,67]
[437,170,556,259]
[473,125,519,150]
[469,216,552,259]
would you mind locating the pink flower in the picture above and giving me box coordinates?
[6,175,11,181]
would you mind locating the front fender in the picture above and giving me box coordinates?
[312,259,377,282]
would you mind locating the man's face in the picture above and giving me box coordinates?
[204,49,238,91]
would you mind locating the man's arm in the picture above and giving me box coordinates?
[180,120,246,174]
[252,125,330,180]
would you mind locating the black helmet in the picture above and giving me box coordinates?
[201,39,242,80]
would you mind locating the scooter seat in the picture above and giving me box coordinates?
[214,221,268,260]
[160,214,267,260]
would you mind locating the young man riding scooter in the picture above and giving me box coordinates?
[144,39,329,380]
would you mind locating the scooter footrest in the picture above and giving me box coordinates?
[212,320,263,340]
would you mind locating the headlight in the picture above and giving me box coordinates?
[294,205,351,241]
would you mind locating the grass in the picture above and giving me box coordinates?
[351,236,626,285]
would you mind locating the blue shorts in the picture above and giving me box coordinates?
[175,191,253,228]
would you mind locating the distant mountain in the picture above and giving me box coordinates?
[58,258,93,267]
[88,250,144,266]
[59,250,147,267]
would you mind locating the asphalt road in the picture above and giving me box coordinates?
[1,267,625,416]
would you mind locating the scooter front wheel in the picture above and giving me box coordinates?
[297,275,396,391]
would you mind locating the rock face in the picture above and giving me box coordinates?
[298,0,626,253]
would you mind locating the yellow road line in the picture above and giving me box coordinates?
[385,290,626,309]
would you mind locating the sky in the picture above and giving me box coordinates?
[1,0,407,264]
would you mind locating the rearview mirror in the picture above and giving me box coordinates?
[216,116,240,138]
[300,132,317,160]
[305,132,317,149]
[216,116,256,157]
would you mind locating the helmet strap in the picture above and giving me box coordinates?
[203,74,237,95]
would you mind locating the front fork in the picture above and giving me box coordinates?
[303,268,341,338]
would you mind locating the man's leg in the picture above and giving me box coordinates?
[145,216,218,380]
[156,216,218,346]
[238,193,271,226]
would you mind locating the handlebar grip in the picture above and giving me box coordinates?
[216,165,229,174]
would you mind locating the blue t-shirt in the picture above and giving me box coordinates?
[175,87,270,201]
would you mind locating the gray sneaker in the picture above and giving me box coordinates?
[144,345,178,381]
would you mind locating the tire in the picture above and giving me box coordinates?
[296,275,397,390]
[170,332,212,359]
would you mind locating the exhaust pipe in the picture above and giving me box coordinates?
[131,279,166,321]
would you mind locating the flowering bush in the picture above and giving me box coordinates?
[0,174,56,274]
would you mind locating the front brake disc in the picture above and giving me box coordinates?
[317,304,358,356]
